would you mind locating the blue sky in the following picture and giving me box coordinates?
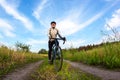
[0,0,120,52]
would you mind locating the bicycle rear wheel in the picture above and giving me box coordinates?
[54,46,63,72]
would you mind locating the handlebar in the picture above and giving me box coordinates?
[50,38,66,44]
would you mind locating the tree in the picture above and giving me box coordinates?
[15,41,31,52]
[101,24,120,42]
[38,49,47,54]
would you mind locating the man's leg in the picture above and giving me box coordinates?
[48,40,52,61]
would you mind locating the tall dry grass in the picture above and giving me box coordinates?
[64,42,120,69]
[0,45,45,76]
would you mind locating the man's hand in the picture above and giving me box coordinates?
[62,37,66,41]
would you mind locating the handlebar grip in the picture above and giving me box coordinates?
[63,40,65,44]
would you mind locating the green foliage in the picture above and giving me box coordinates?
[0,45,45,77]
[38,48,47,54]
[29,60,100,80]
[64,42,120,69]
[15,41,31,52]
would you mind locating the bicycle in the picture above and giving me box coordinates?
[51,38,66,72]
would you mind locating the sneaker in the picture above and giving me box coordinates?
[48,60,50,62]
[48,60,53,64]
[50,61,53,64]
[48,60,51,63]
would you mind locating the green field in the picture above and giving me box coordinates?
[0,41,120,79]
[64,42,120,69]
[29,59,101,80]
[0,45,45,77]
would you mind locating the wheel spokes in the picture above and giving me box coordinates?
[54,47,63,71]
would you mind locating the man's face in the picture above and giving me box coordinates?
[51,23,56,28]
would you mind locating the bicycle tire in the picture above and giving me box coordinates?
[54,46,63,72]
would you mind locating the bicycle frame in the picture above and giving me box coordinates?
[51,38,65,71]
[51,38,65,60]
[52,39,60,60]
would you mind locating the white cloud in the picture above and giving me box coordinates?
[57,11,105,36]
[104,0,119,2]
[26,38,48,52]
[5,30,16,37]
[57,19,80,36]
[104,0,118,2]
[33,0,48,21]
[57,0,118,36]
[0,34,3,39]
[0,19,16,37]
[105,9,120,30]
[105,0,113,2]
[6,0,21,9]
[0,0,34,31]
[0,41,5,46]
[32,0,53,30]
[26,38,47,45]
[60,39,85,49]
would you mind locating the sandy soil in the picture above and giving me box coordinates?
[2,60,43,80]
[65,60,120,80]
[2,60,120,80]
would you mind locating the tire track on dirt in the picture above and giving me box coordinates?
[2,60,43,80]
[65,60,120,80]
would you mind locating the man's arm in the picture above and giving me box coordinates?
[57,29,66,41]
[57,29,62,39]
[58,32,63,39]
[48,28,51,39]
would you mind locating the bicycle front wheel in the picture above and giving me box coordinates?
[54,46,63,72]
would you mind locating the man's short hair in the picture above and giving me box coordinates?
[51,21,56,24]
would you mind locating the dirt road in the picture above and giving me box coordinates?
[2,60,120,80]
[2,60,43,80]
[65,60,120,80]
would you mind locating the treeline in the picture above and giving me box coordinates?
[78,41,120,51]
[62,41,120,52]
[78,43,103,51]
[1,41,48,54]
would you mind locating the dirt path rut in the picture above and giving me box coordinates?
[65,60,120,80]
[2,60,43,80]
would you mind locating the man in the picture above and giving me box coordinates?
[48,21,65,63]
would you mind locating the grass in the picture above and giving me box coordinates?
[1,41,119,79]
[64,42,120,69]
[29,59,101,80]
[0,45,46,77]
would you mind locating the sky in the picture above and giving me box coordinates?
[0,0,120,52]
